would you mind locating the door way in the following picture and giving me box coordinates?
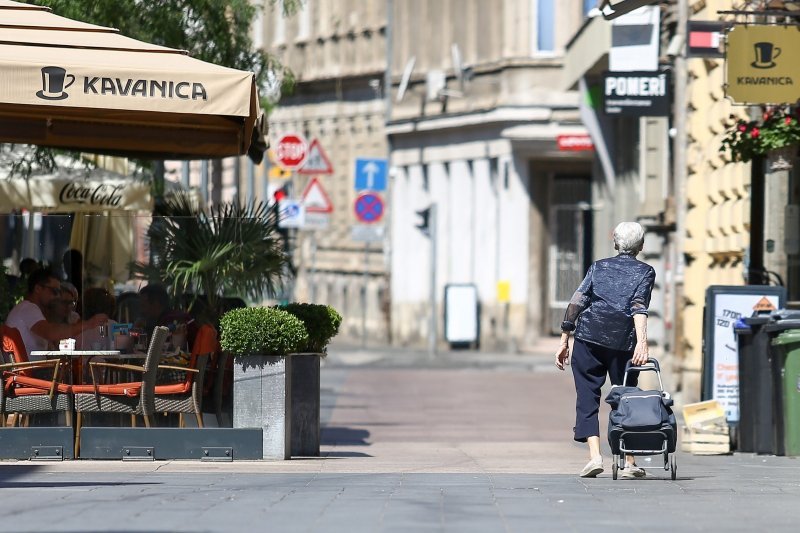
[548,174,592,333]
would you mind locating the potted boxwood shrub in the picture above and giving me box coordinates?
[220,306,308,459]
[278,303,342,457]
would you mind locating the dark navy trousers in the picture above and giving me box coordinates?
[570,338,638,442]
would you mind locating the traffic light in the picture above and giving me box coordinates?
[415,206,431,236]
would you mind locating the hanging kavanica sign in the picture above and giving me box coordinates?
[726,25,800,105]
[602,70,671,116]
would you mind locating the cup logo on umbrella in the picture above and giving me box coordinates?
[37,66,75,101]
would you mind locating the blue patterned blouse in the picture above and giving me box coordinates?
[560,253,656,352]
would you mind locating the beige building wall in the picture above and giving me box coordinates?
[680,0,752,402]
[259,0,391,343]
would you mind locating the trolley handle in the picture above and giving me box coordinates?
[624,357,660,373]
[623,357,664,391]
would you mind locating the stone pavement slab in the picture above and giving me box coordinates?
[1,342,799,531]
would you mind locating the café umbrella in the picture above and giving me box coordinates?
[0,155,201,285]
[0,0,266,161]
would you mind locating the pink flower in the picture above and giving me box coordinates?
[750,127,760,138]
[786,116,793,126]
[738,124,747,132]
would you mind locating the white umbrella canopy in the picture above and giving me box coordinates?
[0,0,265,160]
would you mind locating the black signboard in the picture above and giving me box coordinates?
[602,70,671,117]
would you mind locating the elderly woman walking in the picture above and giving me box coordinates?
[555,221,655,479]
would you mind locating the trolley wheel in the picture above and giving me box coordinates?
[664,452,669,471]
[670,455,677,480]
[612,462,618,480]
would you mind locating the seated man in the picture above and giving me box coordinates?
[5,268,107,359]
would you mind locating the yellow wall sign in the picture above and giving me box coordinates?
[726,25,800,104]
[496,280,511,303]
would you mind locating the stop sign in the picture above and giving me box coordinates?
[275,133,308,170]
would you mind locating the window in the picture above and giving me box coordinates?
[273,0,286,46]
[296,0,312,42]
[583,0,597,17]
[252,6,264,49]
[536,0,555,52]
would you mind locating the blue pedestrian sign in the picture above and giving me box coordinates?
[354,192,384,224]
[354,158,388,192]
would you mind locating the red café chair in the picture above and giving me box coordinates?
[153,324,216,428]
[0,325,73,428]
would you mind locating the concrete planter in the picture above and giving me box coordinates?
[232,354,292,460]
[290,353,323,457]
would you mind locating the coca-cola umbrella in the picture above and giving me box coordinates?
[0,146,203,286]
[0,0,266,161]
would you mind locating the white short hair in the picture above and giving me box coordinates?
[613,222,645,254]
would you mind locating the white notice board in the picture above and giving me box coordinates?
[702,285,785,423]
[444,284,479,345]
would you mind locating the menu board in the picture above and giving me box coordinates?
[702,286,785,422]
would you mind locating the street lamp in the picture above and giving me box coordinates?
[599,0,661,20]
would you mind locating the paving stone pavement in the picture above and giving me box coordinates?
[1,341,799,532]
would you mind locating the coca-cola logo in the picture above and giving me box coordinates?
[59,182,125,208]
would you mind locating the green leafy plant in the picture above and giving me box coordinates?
[131,192,290,319]
[219,306,308,356]
[720,107,800,163]
[278,303,342,353]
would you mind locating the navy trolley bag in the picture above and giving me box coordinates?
[605,358,678,480]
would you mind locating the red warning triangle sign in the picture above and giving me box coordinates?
[298,138,334,175]
[753,297,777,312]
[301,177,334,213]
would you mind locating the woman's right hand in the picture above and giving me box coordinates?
[555,342,570,371]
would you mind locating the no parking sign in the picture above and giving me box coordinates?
[353,192,384,224]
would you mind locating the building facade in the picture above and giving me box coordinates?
[253,0,598,349]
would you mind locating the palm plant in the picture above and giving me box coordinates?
[131,192,290,319]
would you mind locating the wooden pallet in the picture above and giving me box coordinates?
[680,425,731,455]
[681,400,731,455]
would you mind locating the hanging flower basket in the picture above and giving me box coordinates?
[720,106,800,165]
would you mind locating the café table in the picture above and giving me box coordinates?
[30,350,140,385]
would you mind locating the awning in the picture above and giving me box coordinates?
[0,0,265,160]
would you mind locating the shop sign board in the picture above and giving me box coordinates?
[726,24,800,105]
[602,70,670,116]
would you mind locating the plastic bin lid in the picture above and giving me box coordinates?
[766,319,800,334]
[744,316,770,325]
[771,309,800,321]
[771,328,800,346]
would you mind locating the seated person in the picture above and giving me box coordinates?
[136,284,197,350]
[46,282,81,326]
[74,288,118,351]
[5,268,107,359]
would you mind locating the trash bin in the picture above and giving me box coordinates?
[769,323,800,456]
[735,316,774,454]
